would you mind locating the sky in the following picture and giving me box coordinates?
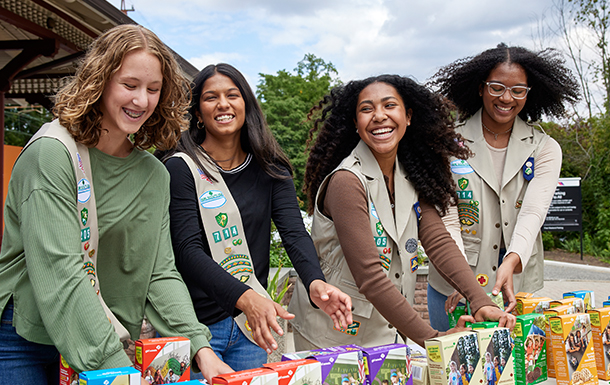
[107,0,563,91]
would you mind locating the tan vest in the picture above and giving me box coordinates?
[22,120,130,341]
[428,110,548,296]
[288,141,421,347]
[171,152,271,344]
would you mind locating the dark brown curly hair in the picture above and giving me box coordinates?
[304,74,470,215]
[429,43,580,122]
[53,24,190,151]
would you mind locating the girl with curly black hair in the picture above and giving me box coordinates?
[426,44,579,331]
[288,74,514,349]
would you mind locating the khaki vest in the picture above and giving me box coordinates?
[288,141,421,347]
[428,110,548,296]
[22,120,130,341]
[171,152,271,344]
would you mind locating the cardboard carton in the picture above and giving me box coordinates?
[135,337,190,384]
[78,367,139,385]
[263,359,322,385]
[512,313,547,384]
[551,298,585,313]
[475,328,514,385]
[544,304,576,378]
[515,292,534,300]
[563,291,595,310]
[212,368,278,385]
[587,307,610,380]
[359,344,413,385]
[283,345,363,385]
[549,313,598,385]
[59,355,79,385]
[514,297,552,316]
[425,331,483,385]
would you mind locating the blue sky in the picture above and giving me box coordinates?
[107,1,559,90]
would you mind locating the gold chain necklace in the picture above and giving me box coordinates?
[482,122,512,140]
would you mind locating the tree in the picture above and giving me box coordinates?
[4,105,52,146]
[257,54,340,205]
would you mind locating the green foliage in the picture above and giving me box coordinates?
[269,220,293,269]
[542,231,558,250]
[267,264,291,305]
[257,54,341,204]
[4,105,52,146]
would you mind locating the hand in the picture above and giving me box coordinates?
[235,289,295,353]
[446,314,476,334]
[445,291,464,314]
[473,305,516,330]
[492,252,521,313]
[195,347,234,383]
[309,280,353,330]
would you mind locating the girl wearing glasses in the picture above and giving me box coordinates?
[426,44,579,331]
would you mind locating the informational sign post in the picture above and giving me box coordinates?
[543,177,583,259]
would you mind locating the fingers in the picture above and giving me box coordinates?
[502,286,517,314]
[445,291,463,313]
[275,302,295,321]
[457,314,476,327]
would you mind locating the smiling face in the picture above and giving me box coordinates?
[480,62,528,130]
[355,82,411,161]
[99,50,162,141]
[197,73,246,144]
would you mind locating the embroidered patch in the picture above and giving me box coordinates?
[199,190,227,209]
[77,178,91,203]
[77,153,85,173]
[196,168,213,184]
[334,321,361,336]
[515,200,523,209]
[80,208,88,226]
[383,247,392,254]
[82,262,95,277]
[371,202,379,220]
[458,200,480,226]
[88,249,95,258]
[230,226,239,237]
[458,177,469,190]
[413,202,422,223]
[477,274,489,287]
[379,254,391,271]
[83,241,90,251]
[212,231,222,243]
[81,227,91,242]
[522,157,534,181]
[220,255,253,282]
[222,228,231,240]
[374,236,388,247]
[215,212,228,227]
[410,256,419,272]
[232,238,243,246]
[224,247,232,254]
[450,159,474,174]
[376,222,384,236]
[457,190,473,199]
[405,238,418,254]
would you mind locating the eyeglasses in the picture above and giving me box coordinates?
[484,82,531,100]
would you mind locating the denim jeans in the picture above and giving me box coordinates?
[191,316,267,379]
[0,302,60,385]
[427,285,451,332]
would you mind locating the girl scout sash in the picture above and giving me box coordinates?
[172,152,271,344]
[24,120,130,341]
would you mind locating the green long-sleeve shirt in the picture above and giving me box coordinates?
[0,136,211,372]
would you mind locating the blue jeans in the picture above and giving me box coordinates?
[0,302,60,385]
[191,317,267,379]
[427,285,451,332]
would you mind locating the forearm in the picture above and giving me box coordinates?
[419,201,496,315]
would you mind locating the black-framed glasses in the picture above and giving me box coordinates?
[484,81,531,100]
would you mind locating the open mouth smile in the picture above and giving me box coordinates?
[123,108,144,119]
[215,114,235,122]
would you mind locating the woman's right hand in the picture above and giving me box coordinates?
[445,314,476,334]
[445,290,464,314]
[235,289,295,353]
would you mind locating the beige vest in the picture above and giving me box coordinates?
[171,152,271,344]
[23,120,130,341]
[428,110,548,296]
[288,141,420,347]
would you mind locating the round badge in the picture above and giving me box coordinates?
[476,274,489,287]
[77,178,91,203]
[224,247,232,254]
[405,238,418,254]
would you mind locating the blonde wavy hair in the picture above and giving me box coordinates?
[53,24,190,150]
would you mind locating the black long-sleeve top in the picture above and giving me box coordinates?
[166,154,324,325]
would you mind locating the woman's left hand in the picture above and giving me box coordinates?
[492,252,522,313]
[195,347,234,383]
[309,280,353,330]
[473,305,516,330]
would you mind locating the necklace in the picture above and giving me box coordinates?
[482,122,512,140]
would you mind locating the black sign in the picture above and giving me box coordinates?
[543,178,582,232]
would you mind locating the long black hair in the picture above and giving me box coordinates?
[429,43,580,122]
[160,63,292,180]
[304,74,470,215]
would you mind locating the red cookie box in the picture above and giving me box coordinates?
[135,336,190,383]
[59,355,79,385]
[263,359,321,385]
[212,367,278,385]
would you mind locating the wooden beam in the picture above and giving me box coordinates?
[0,39,58,92]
